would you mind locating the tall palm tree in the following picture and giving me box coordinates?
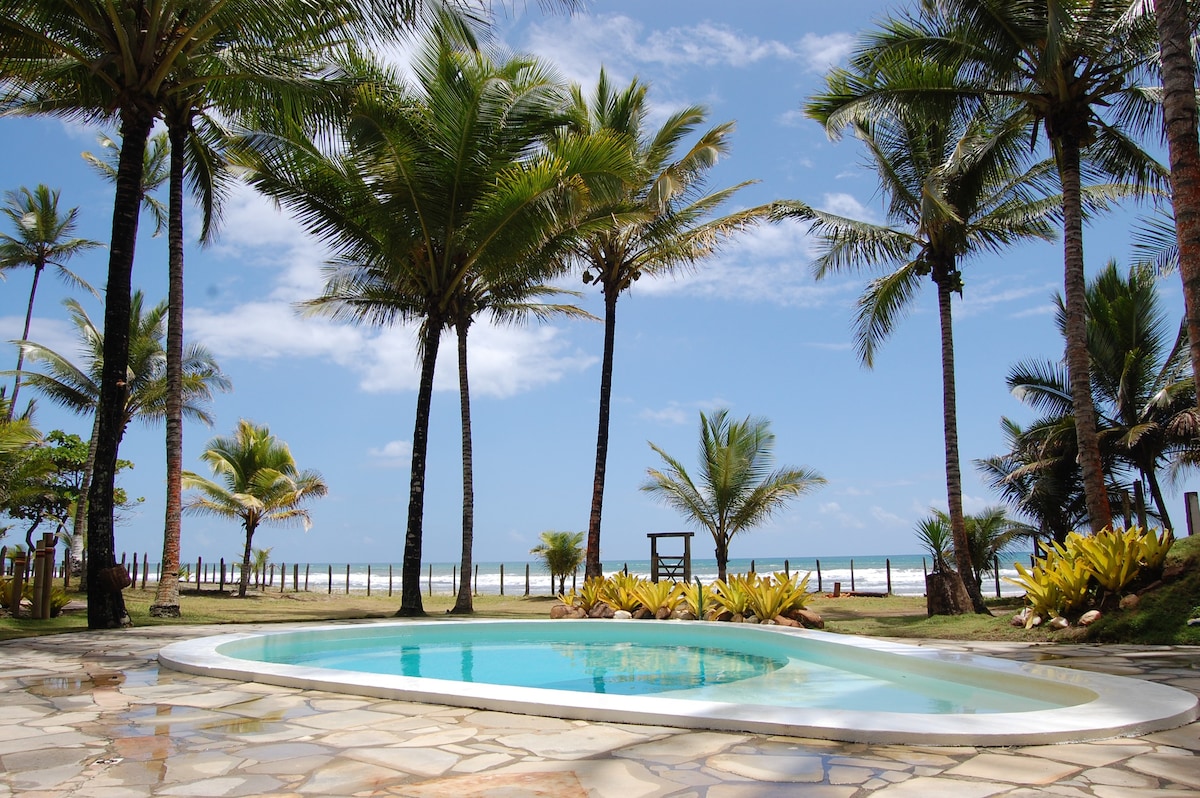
[0,185,101,419]
[827,0,1166,535]
[641,408,826,581]
[530,530,584,596]
[82,132,170,237]
[447,280,595,615]
[567,70,771,579]
[11,293,230,569]
[245,32,628,616]
[183,420,327,598]
[0,0,430,628]
[1148,0,1200,411]
[797,54,1059,613]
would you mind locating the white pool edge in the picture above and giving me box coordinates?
[157,619,1198,746]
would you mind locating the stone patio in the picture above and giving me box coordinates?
[1,623,1197,796]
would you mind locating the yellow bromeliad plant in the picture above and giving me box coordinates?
[712,573,757,617]
[632,578,683,616]
[679,579,714,619]
[746,571,812,621]
[602,571,645,613]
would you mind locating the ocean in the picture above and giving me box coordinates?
[216,553,1030,598]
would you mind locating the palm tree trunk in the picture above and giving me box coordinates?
[397,318,442,617]
[934,267,988,614]
[87,108,154,629]
[1143,469,1173,533]
[715,535,729,582]
[451,319,474,614]
[151,121,188,618]
[1153,0,1200,418]
[7,261,43,420]
[1057,136,1113,533]
[239,524,255,598]
[586,288,619,579]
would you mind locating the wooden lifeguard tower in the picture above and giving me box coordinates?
[647,531,694,583]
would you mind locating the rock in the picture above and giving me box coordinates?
[1011,608,1031,627]
[655,607,673,620]
[632,608,652,620]
[1119,594,1140,611]
[1028,614,1042,627]
[711,609,733,622]
[730,613,745,623]
[1187,618,1200,627]
[745,614,760,624]
[761,618,777,625]
[550,604,572,619]
[773,614,800,627]
[1078,609,1101,626]
[672,608,696,621]
[795,608,824,629]
[568,607,588,619]
[1164,564,1185,581]
[612,609,633,620]
[1049,615,1070,630]
[589,602,615,619]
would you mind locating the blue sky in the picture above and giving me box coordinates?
[0,1,1188,568]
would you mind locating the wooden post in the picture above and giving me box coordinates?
[219,559,226,591]
[269,563,276,587]
[428,563,432,596]
[345,564,350,594]
[304,563,310,591]
[572,568,577,593]
[750,559,755,574]
[388,564,393,597]
[42,533,55,619]
[196,557,202,590]
[833,581,841,598]
[525,563,530,596]
[886,558,892,595]
[130,553,138,585]
[816,559,822,593]
[474,564,479,596]
[141,553,148,589]
[327,564,332,594]
[30,539,45,619]
[923,557,928,578]
[850,560,855,592]
[500,563,505,596]
[784,559,790,578]
[452,565,457,593]
[367,564,372,596]
[280,563,286,594]
[993,555,1001,598]
[9,554,25,618]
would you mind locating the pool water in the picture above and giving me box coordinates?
[219,621,1067,714]
[161,619,1199,745]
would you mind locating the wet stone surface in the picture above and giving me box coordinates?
[0,624,1197,796]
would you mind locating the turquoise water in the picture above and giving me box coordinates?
[222,622,1073,715]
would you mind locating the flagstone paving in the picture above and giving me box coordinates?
[0,624,1196,796]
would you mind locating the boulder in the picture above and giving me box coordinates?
[654,607,672,620]
[1078,609,1102,626]
[1048,616,1070,630]
[730,613,745,623]
[1011,608,1031,627]
[613,610,633,620]
[1119,594,1140,611]
[794,608,824,629]
[773,614,800,628]
[589,602,615,619]
[710,609,733,622]
[550,604,573,619]
[673,608,696,621]
[632,608,652,620]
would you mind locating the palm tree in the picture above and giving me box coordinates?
[0,185,101,419]
[641,409,826,581]
[827,0,1166,535]
[11,293,230,570]
[183,420,327,598]
[923,506,1026,591]
[246,33,627,616]
[977,416,1089,549]
[567,70,771,580]
[1148,0,1200,411]
[82,132,170,237]
[797,53,1059,613]
[530,530,584,596]
[0,0,428,628]
[447,281,595,615]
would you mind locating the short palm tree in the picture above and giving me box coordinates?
[82,132,170,237]
[837,0,1165,533]
[0,185,101,418]
[641,409,826,581]
[183,420,327,598]
[11,293,230,569]
[567,70,772,579]
[530,530,584,596]
[798,51,1059,613]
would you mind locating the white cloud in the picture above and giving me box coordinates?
[870,506,909,528]
[368,439,412,468]
[820,192,877,222]
[643,22,794,68]
[639,397,725,426]
[797,32,856,72]
[634,221,857,308]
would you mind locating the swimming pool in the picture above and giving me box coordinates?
[159,619,1198,745]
